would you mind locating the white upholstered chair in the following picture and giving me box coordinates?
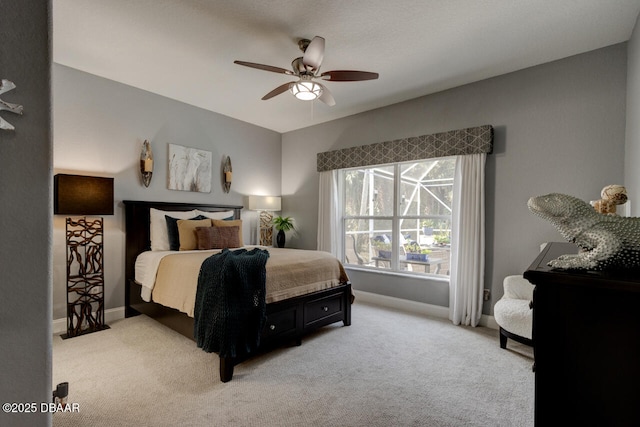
[494,275,534,348]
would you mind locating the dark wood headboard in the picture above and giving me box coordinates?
[123,200,243,310]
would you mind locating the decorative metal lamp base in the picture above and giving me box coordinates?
[259,210,274,246]
[63,217,108,339]
[61,325,110,340]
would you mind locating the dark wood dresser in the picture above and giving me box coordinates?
[524,242,640,426]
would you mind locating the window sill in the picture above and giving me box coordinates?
[344,265,450,283]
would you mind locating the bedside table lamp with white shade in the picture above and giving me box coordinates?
[247,195,281,246]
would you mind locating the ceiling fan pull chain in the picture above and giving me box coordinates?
[310,97,315,121]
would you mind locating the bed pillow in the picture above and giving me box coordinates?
[211,219,244,246]
[194,209,235,221]
[166,215,206,251]
[196,226,241,250]
[177,218,213,251]
[150,208,197,251]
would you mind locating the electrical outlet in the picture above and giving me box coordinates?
[483,289,490,301]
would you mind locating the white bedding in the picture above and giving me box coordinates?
[135,246,350,318]
[135,246,263,302]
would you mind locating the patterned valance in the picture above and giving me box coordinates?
[316,125,493,172]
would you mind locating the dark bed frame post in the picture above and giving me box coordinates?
[220,358,234,383]
[344,294,352,326]
[124,201,151,318]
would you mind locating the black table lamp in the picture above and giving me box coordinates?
[54,174,114,338]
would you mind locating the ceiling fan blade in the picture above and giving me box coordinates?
[262,82,294,100]
[317,83,335,106]
[234,60,294,75]
[321,70,379,81]
[302,36,325,71]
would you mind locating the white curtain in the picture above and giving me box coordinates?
[449,153,486,327]
[317,170,342,260]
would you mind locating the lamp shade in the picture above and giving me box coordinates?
[247,195,281,211]
[54,174,114,215]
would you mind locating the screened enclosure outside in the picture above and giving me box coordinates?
[342,158,454,276]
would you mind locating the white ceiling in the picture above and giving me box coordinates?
[53,0,640,133]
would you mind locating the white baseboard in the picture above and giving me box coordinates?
[53,306,126,335]
[51,296,499,334]
[483,315,499,330]
[354,290,497,330]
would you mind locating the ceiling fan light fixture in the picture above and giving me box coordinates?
[235,35,378,106]
[289,80,322,101]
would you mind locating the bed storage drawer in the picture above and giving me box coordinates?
[262,307,299,340]
[303,292,344,329]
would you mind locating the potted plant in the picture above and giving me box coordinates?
[372,239,392,259]
[404,242,431,261]
[272,216,295,248]
[433,233,450,246]
[421,219,435,236]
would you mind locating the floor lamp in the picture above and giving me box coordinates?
[54,174,114,339]
[247,195,281,246]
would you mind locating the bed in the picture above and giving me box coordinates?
[123,200,352,382]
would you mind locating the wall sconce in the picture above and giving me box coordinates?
[223,156,232,193]
[54,174,114,338]
[140,140,153,187]
[0,79,23,131]
[247,195,282,246]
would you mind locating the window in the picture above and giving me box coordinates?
[341,158,455,276]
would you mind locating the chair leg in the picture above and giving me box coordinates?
[499,328,508,349]
[499,326,534,348]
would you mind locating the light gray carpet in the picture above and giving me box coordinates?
[52,302,534,427]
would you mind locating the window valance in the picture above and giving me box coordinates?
[316,125,493,172]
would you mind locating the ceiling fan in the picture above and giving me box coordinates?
[234,36,379,106]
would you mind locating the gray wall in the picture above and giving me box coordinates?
[627,14,640,215]
[52,65,282,319]
[0,2,52,427]
[51,34,636,319]
[282,44,627,313]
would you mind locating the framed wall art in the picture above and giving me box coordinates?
[168,143,212,193]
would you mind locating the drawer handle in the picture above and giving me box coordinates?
[270,324,276,330]
[322,306,329,312]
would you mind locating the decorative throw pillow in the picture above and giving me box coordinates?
[149,208,197,251]
[177,218,213,250]
[196,226,241,250]
[211,219,243,246]
[166,215,206,251]
[194,209,235,221]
